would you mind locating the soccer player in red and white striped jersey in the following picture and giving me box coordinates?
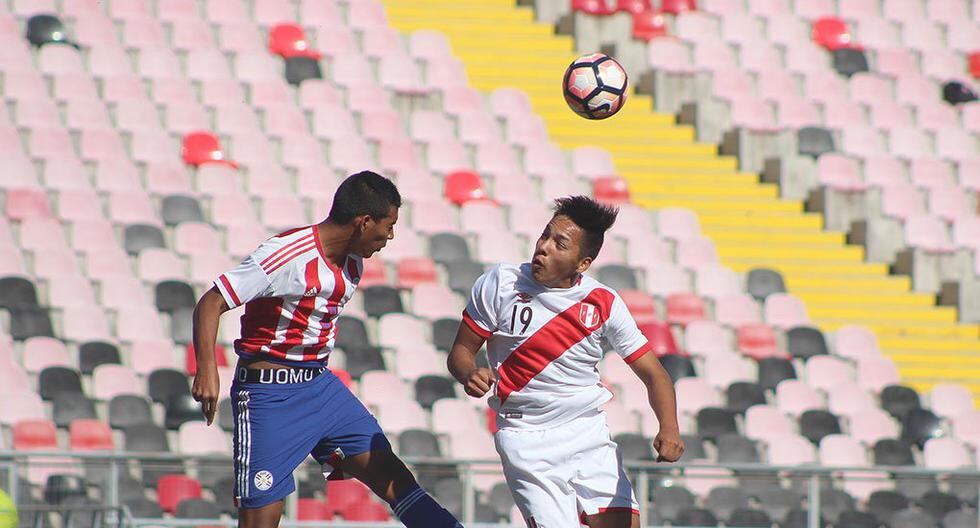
[192,171,462,528]
[448,196,684,528]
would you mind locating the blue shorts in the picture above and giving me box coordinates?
[231,368,391,509]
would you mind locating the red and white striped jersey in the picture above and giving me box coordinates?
[463,263,651,429]
[213,225,362,365]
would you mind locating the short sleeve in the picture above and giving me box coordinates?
[462,266,501,339]
[605,293,651,364]
[213,253,273,309]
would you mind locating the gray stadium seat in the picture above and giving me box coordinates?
[757,357,796,391]
[78,341,121,375]
[0,276,39,309]
[285,56,323,86]
[873,439,915,466]
[398,429,441,457]
[44,474,88,505]
[155,280,197,313]
[123,497,163,518]
[123,224,166,254]
[10,307,54,340]
[363,285,404,317]
[716,433,760,463]
[782,509,826,528]
[39,366,84,401]
[434,479,463,518]
[728,507,771,527]
[161,195,204,226]
[943,509,979,528]
[169,307,195,344]
[918,490,961,524]
[675,508,717,526]
[831,48,869,77]
[488,482,515,520]
[799,410,841,445]
[109,395,154,430]
[432,317,461,352]
[26,14,76,48]
[447,261,485,294]
[797,127,836,158]
[835,511,878,528]
[343,345,385,379]
[147,369,190,404]
[868,490,910,524]
[414,375,456,409]
[52,394,97,428]
[176,499,221,519]
[124,424,169,452]
[706,487,749,521]
[679,434,707,461]
[891,508,938,528]
[942,80,978,106]
[164,394,204,429]
[726,381,766,414]
[218,398,234,432]
[901,408,942,448]
[786,326,828,359]
[881,384,922,420]
[651,486,695,523]
[751,487,802,521]
[614,433,654,461]
[817,488,855,521]
[745,268,786,301]
[336,315,370,350]
[696,407,737,441]
[429,233,472,265]
[659,354,696,382]
[595,264,638,291]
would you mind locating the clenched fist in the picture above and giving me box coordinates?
[462,367,495,398]
[653,429,685,463]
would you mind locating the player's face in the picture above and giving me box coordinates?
[531,215,592,288]
[355,206,398,257]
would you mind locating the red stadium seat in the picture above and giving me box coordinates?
[632,10,669,41]
[69,419,114,451]
[13,420,57,450]
[185,344,228,376]
[665,293,706,326]
[325,480,371,513]
[592,176,631,205]
[444,170,489,206]
[637,321,684,357]
[969,51,980,79]
[298,498,335,520]
[661,0,697,15]
[617,0,652,14]
[342,500,390,521]
[359,257,389,287]
[619,290,658,322]
[812,17,861,51]
[331,369,353,388]
[157,475,203,514]
[396,257,439,289]
[572,0,616,15]
[736,324,788,360]
[181,131,237,168]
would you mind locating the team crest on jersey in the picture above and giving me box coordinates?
[579,302,601,329]
[516,292,533,303]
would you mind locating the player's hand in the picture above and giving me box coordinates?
[653,428,684,463]
[463,368,495,398]
[191,366,220,426]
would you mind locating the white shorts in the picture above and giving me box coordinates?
[494,410,639,528]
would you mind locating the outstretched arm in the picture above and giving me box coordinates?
[191,287,230,425]
[447,323,494,398]
[628,352,684,462]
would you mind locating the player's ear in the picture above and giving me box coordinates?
[352,214,372,234]
[575,256,593,275]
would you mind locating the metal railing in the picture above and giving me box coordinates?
[3,450,979,528]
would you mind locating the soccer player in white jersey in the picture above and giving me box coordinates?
[191,171,462,528]
[448,196,684,528]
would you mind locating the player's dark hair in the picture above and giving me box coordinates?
[553,195,618,260]
[328,171,402,224]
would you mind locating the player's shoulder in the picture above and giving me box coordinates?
[249,225,318,270]
[579,274,623,304]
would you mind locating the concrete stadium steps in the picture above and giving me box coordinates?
[381,0,980,403]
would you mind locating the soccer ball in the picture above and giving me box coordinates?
[562,53,629,120]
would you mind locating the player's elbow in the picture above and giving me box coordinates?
[194,288,229,321]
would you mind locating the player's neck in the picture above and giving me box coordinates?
[537,273,579,290]
[315,221,355,267]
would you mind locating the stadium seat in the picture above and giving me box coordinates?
[805,356,854,392]
[38,366,84,401]
[78,342,121,375]
[26,14,77,48]
[632,10,669,41]
[69,420,113,451]
[901,408,942,449]
[414,375,457,410]
[745,268,786,301]
[812,17,860,51]
[799,410,842,445]
[674,507,717,526]
[726,382,766,415]
[649,485,695,523]
[661,0,697,15]
[298,498,334,520]
[181,131,237,168]
[268,23,320,59]
[868,490,910,524]
[14,419,58,450]
[696,407,737,441]
[396,257,439,289]
[660,354,697,382]
[108,395,154,430]
[744,405,794,443]
[873,439,915,466]
[881,384,922,420]
[786,326,828,360]
[43,474,88,505]
[92,365,142,401]
[736,324,785,360]
[638,321,681,357]
[928,384,974,418]
[157,475,202,514]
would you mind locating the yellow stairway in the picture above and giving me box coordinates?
[381,0,980,402]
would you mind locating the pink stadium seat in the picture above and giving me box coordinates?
[375,399,428,434]
[856,356,900,392]
[99,275,150,310]
[377,315,430,352]
[19,218,68,252]
[377,227,424,261]
[130,340,182,375]
[620,290,658,323]
[165,102,212,134]
[311,105,357,140]
[736,324,787,360]
[715,294,762,327]
[328,136,373,173]
[297,499,334,521]
[889,127,932,158]
[817,155,866,190]
[85,249,135,281]
[910,158,955,190]
[217,22,263,52]
[92,364,142,401]
[693,40,737,73]
[952,216,980,249]
[704,353,757,389]
[676,236,720,270]
[901,19,945,53]
[22,337,72,374]
[178,422,229,454]
[410,200,458,234]
[929,384,975,418]
[951,410,980,448]
[827,381,876,418]
[69,419,114,451]
[408,30,452,61]
[775,379,825,416]
[904,214,954,253]
[0,391,44,426]
[360,372,411,410]
[805,356,855,392]
[5,188,52,221]
[189,253,234,285]
[490,88,534,121]
[744,405,795,442]
[460,201,507,234]
[936,129,979,161]
[115,307,165,342]
[410,111,454,143]
[674,378,722,416]
[923,437,972,469]
[776,98,822,128]
[657,208,703,242]
[47,275,98,310]
[856,18,901,49]
[819,434,868,466]
[260,195,307,230]
[842,125,887,158]
[411,283,461,320]
[880,183,925,220]
[685,321,734,358]
[265,104,312,139]
[768,434,817,465]
[173,223,222,256]
[869,101,913,130]
[474,142,522,176]
[346,0,389,30]
[298,81,342,110]
[928,187,972,222]
[920,50,965,82]
[393,345,445,380]
[476,231,525,264]
[763,293,810,329]
[138,248,187,282]
[107,190,159,225]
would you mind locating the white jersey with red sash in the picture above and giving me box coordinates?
[463,263,651,430]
